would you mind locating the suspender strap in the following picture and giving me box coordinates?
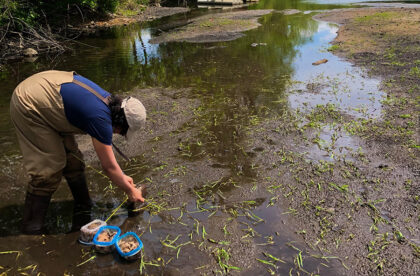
[72,79,111,105]
[71,78,130,162]
[112,143,129,162]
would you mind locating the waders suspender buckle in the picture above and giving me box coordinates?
[72,79,130,162]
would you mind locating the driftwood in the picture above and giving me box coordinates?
[2,16,66,53]
[0,4,88,62]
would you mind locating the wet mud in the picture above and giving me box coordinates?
[73,85,344,275]
[149,10,274,44]
[84,7,190,30]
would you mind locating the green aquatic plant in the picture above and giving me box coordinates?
[0,250,23,260]
[257,258,277,269]
[77,255,96,267]
[327,45,340,52]
[214,248,240,273]
[409,66,420,78]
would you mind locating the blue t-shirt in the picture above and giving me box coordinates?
[60,75,112,145]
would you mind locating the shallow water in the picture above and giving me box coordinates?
[0,0,389,275]
[288,21,384,119]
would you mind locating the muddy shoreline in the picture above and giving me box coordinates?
[271,6,420,275]
[80,6,190,30]
[149,9,274,44]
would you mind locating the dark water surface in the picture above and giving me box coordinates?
[0,0,389,275]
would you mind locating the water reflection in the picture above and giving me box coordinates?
[131,29,160,65]
[288,20,383,118]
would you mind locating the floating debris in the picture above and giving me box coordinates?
[251,43,268,47]
[312,59,328,65]
[280,9,301,15]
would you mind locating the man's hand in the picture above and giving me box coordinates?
[92,138,145,202]
[128,186,145,203]
[124,175,135,187]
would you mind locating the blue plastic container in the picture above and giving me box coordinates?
[115,232,143,260]
[93,225,121,253]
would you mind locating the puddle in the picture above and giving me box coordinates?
[300,124,360,162]
[287,21,385,119]
[246,202,345,275]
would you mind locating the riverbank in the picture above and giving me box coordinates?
[149,9,274,43]
[0,6,189,65]
[79,6,189,30]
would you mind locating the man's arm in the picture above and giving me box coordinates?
[91,137,144,202]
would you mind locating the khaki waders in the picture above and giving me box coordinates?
[10,70,93,234]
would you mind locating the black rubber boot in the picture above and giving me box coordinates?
[21,193,51,235]
[66,174,93,232]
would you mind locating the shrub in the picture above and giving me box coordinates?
[97,0,119,13]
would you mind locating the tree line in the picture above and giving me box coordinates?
[0,0,150,28]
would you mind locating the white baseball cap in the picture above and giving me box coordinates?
[121,96,146,143]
